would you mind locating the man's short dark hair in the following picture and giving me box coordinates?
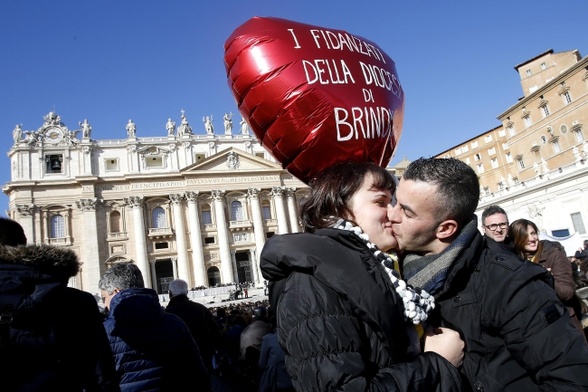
[481,205,508,224]
[403,157,479,227]
[0,217,27,246]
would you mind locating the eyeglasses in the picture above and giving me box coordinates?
[484,222,509,231]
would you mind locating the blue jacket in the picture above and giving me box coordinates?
[103,288,210,391]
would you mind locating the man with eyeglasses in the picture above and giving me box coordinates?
[481,205,511,244]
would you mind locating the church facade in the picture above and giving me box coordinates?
[4,111,309,298]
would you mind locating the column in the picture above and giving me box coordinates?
[271,186,289,234]
[170,194,191,284]
[285,187,300,233]
[186,191,207,286]
[247,188,265,283]
[212,190,234,283]
[16,204,35,244]
[126,196,151,287]
[76,198,102,296]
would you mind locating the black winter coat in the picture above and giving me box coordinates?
[260,229,463,392]
[0,244,119,392]
[104,288,210,392]
[431,233,588,391]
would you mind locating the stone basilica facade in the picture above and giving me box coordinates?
[4,111,308,297]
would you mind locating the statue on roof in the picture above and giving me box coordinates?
[80,119,92,139]
[203,115,214,135]
[126,119,136,138]
[12,124,22,145]
[166,118,176,136]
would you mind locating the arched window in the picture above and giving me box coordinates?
[152,207,166,228]
[261,200,272,220]
[109,210,121,233]
[50,215,65,238]
[231,201,243,221]
[201,204,212,225]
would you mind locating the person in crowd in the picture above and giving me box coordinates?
[239,306,272,385]
[480,204,511,245]
[98,262,210,391]
[509,218,586,339]
[389,157,588,391]
[165,278,222,372]
[576,239,588,261]
[258,309,294,392]
[261,161,465,391]
[0,217,119,391]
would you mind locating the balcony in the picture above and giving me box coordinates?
[229,220,252,231]
[107,231,128,241]
[148,227,174,238]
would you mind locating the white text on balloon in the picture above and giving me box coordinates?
[334,107,393,142]
[302,59,355,85]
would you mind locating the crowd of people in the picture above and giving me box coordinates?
[1,157,588,391]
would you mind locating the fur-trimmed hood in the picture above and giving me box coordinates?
[0,244,81,280]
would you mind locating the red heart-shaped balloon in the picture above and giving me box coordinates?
[224,17,404,184]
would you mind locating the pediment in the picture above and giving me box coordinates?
[182,147,281,173]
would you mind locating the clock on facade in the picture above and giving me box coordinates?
[45,127,64,143]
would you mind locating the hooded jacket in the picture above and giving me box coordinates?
[103,287,210,392]
[0,244,119,392]
[260,229,463,392]
[430,234,588,391]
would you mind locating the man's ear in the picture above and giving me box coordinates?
[436,219,458,240]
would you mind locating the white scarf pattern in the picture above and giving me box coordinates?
[332,219,435,325]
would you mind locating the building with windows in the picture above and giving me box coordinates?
[436,49,588,250]
[4,111,311,297]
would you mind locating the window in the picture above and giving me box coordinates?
[476,163,484,174]
[507,125,515,136]
[517,159,526,170]
[551,229,570,237]
[204,236,215,244]
[145,156,163,168]
[465,157,471,164]
[523,115,532,127]
[498,129,506,137]
[541,136,547,144]
[230,201,243,221]
[152,207,166,228]
[560,125,568,134]
[505,153,513,163]
[471,141,479,149]
[502,142,509,150]
[45,154,63,174]
[563,91,572,104]
[484,135,493,143]
[526,69,531,77]
[551,140,561,153]
[195,153,206,162]
[474,153,482,161]
[105,158,119,171]
[261,200,272,220]
[540,62,546,70]
[490,158,498,169]
[571,212,586,234]
[50,215,65,238]
[255,152,265,158]
[541,105,550,117]
[201,204,212,225]
[487,147,496,156]
[109,211,121,232]
[154,242,169,250]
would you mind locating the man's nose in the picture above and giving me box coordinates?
[387,203,399,222]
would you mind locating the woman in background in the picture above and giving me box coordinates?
[510,218,585,339]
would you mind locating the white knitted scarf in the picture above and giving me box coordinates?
[332,219,435,325]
